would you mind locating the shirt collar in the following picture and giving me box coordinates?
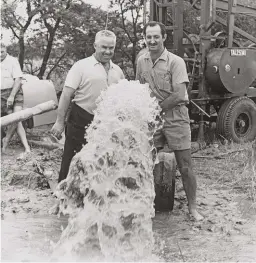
[1,54,9,63]
[144,48,168,61]
[91,54,114,68]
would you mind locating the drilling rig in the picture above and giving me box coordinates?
[149,0,256,143]
[148,0,256,212]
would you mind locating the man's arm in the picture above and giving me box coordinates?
[56,86,75,124]
[135,58,143,82]
[7,57,23,108]
[7,77,22,107]
[51,86,75,139]
[159,83,187,110]
[51,62,81,138]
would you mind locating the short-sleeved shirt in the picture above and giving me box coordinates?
[65,55,125,114]
[1,54,23,90]
[136,48,189,103]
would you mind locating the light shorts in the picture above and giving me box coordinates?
[154,105,191,150]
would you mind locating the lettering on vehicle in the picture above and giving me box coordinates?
[230,49,246,56]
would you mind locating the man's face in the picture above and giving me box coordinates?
[94,36,116,63]
[144,25,166,52]
[1,47,7,62]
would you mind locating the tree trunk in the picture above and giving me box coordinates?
[37,32,55,79]
[18,36,25,70]
[132,43,137,76]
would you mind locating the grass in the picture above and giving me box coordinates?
[236,141,256,204]
[202,140,256,204]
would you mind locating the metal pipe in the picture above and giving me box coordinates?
[190,100,211,118]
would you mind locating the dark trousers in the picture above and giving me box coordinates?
[58,103,94,183]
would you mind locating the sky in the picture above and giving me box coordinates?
[85,0,110,10]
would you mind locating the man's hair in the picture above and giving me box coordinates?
[95,30,116,44]
[143,21,166,37]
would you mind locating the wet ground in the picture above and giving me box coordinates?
[1,140,256,262]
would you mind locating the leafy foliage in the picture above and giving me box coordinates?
[1,0,255,87]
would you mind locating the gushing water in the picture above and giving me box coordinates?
[52,80,163,261]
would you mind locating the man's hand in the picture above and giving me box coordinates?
[159,83,187,111]
[159,99,169,111]
[7,95,15,109]
[51,121,65,140]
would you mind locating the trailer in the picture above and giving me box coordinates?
[149,0,256,143]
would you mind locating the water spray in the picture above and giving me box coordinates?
[52,79,163,261]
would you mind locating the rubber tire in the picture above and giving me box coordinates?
[216,99,233,137]
[216,97,256,143]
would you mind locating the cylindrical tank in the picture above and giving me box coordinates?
[205,48,256,94]
[205,48,227,94]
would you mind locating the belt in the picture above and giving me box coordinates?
[160,103,188,115]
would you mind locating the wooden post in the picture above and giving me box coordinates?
[0,100,57,128]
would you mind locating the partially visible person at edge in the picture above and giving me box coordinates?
[50,30,125,213]
[136,21,203,221]
[1,42,31,159]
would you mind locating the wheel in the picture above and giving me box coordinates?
[216,99,232,137]
[216,97,256,143]
[154,151,176,212]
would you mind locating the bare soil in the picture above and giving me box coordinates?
[1,132,256,262]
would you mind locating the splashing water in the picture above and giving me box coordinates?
[52,79,163,261]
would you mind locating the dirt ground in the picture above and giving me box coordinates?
[1,128,256,262]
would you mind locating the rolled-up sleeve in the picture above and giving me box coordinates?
[64,62,82,90]
[135,57,143,83]
[12,58,23,79]
[171,58,189,85]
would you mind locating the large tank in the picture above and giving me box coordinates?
[205,48,256,94]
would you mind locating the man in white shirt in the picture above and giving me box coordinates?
[51,30,125,185]
[1,42,31,158]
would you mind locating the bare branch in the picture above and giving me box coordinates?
[42,14,53,32]
[9,25,20,39]
[134,5,141,30]
[10,10,23,28]
[130,2,136,26]
[26,0,31,14]
[119,0,133,43]
[24,16,33,31]
[119,46,132,61]
[46,52,67,78]
[53,17,61,31]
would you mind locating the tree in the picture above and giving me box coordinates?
[2,0,144,82]
[110,0,144,78]
[32,0,72,79]
[1,0,40,69]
